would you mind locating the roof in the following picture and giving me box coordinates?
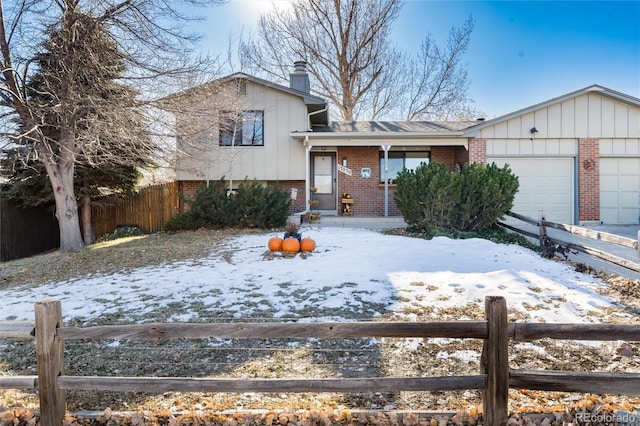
[463,84,640,135]
[314,120,480,133]
[161,71,329,126]
[222,72,327,107]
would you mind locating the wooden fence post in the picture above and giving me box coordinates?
[481,296,509,426]
[35,299,66,425]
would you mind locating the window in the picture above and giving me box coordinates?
[379,151,430,183]
[219,111,264,146]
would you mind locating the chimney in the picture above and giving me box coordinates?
[289,60,310,93]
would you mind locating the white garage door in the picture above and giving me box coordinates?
[489,158,575,224]
[600,157,640,224]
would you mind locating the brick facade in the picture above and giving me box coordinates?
[337,147,401,216]
[468,138,487,164]
[179,145,469,218]
[578,138,600,222]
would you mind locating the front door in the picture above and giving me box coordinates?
[311,153,336,210]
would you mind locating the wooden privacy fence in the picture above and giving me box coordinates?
[0,197,60,261]
[1,297,640,426]
[500,211,640,274]
[90,181,179,237]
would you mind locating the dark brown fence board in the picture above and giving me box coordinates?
[57,375,487,393]
[0,197,59,261]
[57,321,489,340]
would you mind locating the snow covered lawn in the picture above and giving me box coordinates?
[0,227,617,324]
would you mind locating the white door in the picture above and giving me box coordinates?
[489,158,575,224]
[600,157,640,224]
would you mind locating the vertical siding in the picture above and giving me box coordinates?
[479,92,640,140]
[175,81,309,182]
[588,93,602,136]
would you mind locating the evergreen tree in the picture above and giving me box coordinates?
[2,12,153,244]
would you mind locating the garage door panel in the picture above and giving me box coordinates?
[620,179,640,191]
[489,157,574,224]
[619,160,640,174]
[620,193,639,207]
[600,176,618,187]
[600,158,640,224]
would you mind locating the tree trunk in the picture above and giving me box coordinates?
[43,158,85,253]
[80,194,96,245]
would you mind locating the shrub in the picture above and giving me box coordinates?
[164,178,291,231]
[394,162,518,236]
[95,225,143,242]
[164,212,204,232]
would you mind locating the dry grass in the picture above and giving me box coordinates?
[0,228,262,290]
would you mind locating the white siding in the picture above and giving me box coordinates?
[176,80,309,182]
[487,139,577,156]
[479,93,640,139]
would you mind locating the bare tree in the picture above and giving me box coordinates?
[400,17,475,121]
[242,0,402,121]
[0,0,223,252]
[241,0,475,122]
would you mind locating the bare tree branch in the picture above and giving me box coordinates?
[240,1,476,122]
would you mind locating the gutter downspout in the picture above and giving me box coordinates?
[307,106,328,131]
[304,136,311,215]
[383,144,390,217]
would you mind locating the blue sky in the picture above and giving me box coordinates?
[194,0,639,118]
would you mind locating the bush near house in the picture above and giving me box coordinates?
[165,179,291,231]
[394,162,519,236]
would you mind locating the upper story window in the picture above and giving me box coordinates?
[379,151,430,184]
[219,111,264,146]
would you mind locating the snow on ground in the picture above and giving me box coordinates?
[0,227,614,324]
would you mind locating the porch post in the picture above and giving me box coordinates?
[383,144,390,217]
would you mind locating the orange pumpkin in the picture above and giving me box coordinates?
[268,237,283,251]
[281,237,301,253]
[300,238,316,252]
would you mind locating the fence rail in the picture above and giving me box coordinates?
[1,297,639,426]
[500,211,640,275]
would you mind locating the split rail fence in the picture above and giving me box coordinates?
[499,211,640,276]
[1,297,640,426]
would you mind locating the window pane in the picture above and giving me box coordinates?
[219,116,240,146]
[219,111,263,146]
[315,175,333,193]
[380,157,404,183]
[379,151,430,183]
[241,111,263,145]
[405,156,429,171]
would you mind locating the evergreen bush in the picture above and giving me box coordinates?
[164,178,291,231]
[395,162,518,236]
